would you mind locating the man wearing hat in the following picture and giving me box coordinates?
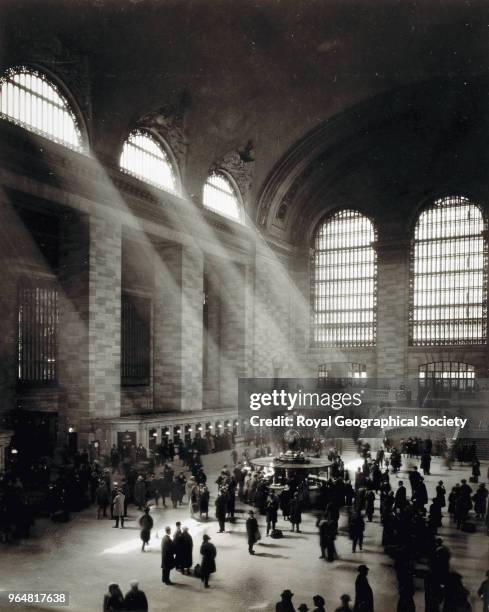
[246,510,259,554]
[161,526,175,585]
[112,488,125,528]
[354,566,373,612]
[123,580,148,612]
[335,594,353,612]
[275,589,295,612]
[200,534,217,588]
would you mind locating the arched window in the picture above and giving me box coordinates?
[311,209,377,346]
[0,66,83,151]
[411,195,487,346]
[418,361,475,397]
[120,130,178,192]
[203,172,242,222]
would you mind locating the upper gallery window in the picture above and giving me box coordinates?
[311,209,377,347]
[418,361,475,395]
[203,172,243,222]
[0,66,83,151]
[411,195,487,346]
[120,130,178,192]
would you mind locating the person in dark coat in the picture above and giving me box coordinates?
[139,506,153,552]
[200,486,210,519]
[289,492,302,532]
[134,476,146,511]
[280,486,292,520]
[335,594,353,612]
[200,534,216,588]
[246,510,259,554]
[421,451,432,476]
[161,526,175,585]
[349,512,365,553]
[103,583,124,611]
[215,490,227,532]
[428,498,443,532]
[408,466,422,495]
[96,482,110,519]
[473,483,488,519]
[173,522,184,570]
[354,565,374,612]
[266,492,279,535]
[365,491,375,522]
[394,482,407,510]
[472,459,481,483]
[477,569,489,612]
[123,581,148,612]
[397,582,415,612]
[414,477,428,509]
[312,594,326,612]
[276,589,295,612]
[436,481,446,508]
[170,478,180,509]
[443,572,472,612]
[179,526,193,574]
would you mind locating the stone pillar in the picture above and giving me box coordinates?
[0,196,20,419]
[58,211,121,445]
[87,214,122,421]
[375,237,410,381]
[154,244,204,412]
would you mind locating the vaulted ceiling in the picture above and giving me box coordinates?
[2,0,489,239]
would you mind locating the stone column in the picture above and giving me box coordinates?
[374,237,410,381]
[154,244,204,412]
[58,211,122,445]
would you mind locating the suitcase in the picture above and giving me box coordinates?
[193,564,201,578]
[271,529,283,539]
[461,522,476,533]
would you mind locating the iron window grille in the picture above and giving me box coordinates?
[410,195,487,346]
[0,66,83,151]
[311,209,377,347]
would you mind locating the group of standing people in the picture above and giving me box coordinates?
[160,524,216,588]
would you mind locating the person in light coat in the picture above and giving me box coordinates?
[112,490,125,528]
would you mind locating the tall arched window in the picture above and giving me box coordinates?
[203,171,243,222]
[411,195,487,346]
[311,209,377,346]
[120,130,178,192]
[0,66,83,151]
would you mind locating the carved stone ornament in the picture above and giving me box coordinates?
[210,143,255,203]
[136,93,190,172]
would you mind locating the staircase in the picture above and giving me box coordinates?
[341,438,358,454]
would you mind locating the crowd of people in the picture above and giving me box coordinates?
[2,432,489,611]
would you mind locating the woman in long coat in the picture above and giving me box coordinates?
[200,534,216,588]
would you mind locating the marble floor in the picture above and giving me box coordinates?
[0,450,488,612]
